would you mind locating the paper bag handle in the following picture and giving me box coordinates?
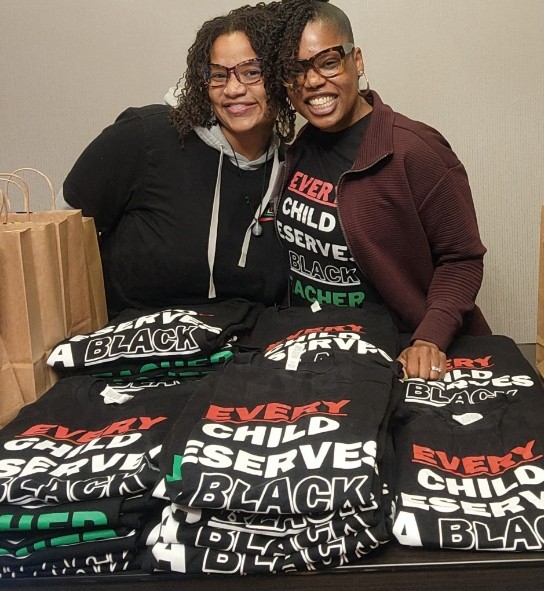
[10,168,56,209]
[0,175,30,220]
[0,188,6,221]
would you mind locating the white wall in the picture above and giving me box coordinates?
[1,0,543,343]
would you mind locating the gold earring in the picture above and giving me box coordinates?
[358,71,370,97]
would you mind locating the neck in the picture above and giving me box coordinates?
[220,126,273,161]
[356,96,373,120]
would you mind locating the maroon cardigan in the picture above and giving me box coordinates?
[280,90,490,351]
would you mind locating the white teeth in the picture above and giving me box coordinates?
[308,95,335,107]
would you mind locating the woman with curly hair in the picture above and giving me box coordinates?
[61,3,294,319]
[272,0,491,379]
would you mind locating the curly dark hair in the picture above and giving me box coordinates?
[170,3,295,142]
[269,0,354,87]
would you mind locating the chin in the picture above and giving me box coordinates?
[224,118,261,133]
[307,116,341,131]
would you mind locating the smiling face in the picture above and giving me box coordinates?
[208,31,275,159]
[287,20,366,133]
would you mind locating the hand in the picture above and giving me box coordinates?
[397,339,446,380]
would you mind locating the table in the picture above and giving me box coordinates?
[3,344,543,591]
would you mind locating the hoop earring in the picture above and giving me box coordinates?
[357,71,370,97]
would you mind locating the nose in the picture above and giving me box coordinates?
[304,66,326,89]
[223,72,246,96]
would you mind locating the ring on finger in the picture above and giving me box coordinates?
[430,365,441,372]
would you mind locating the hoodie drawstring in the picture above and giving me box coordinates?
[238,149,280,268]
[207,146,223,298]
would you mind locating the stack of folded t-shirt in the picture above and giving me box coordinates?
[0,375,193,577]
[391,335,544,552]
[46,299,263,383]
[145,303,401,574]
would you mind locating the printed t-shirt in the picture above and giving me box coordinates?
[147,526,385,575]
[47,299,262,376]
[0,376,193,506]
[157,351,395,514]
[0,548,145,578]
[149,502,385,557]
[0,529,144,575]
[0,495,154,531]
[235,301,399,365]
[276,116,382,307]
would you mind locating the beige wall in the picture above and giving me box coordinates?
[1,0,543,343]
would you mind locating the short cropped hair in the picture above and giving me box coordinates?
[269,0,354,89]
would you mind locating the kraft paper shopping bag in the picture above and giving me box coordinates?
[3,168,96,336]
[0,220,66,391]
[0,226,48,403]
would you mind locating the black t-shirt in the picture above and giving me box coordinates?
[0,528,143,573]
[157,351,396,515]
[47,299,262,377]
[276,115,382,307]
[235,301,399,365]
[0,376,193,506]
[147,526,386,574]
[0,548,146,577]
[151,502,386,557]
[0,494,156,532]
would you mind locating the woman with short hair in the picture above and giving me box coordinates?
[272,0,491,380]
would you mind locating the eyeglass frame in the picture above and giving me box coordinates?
[282,43,355,89]
[204,57,264,88]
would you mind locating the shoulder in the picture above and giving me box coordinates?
[369,95,471,202]
[112,104,176,137]
[109,105,209,155]
[78,105,177,153]
[390,110,462,170]
[115,103,171,123]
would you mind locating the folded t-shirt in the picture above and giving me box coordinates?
[47,299,262,373]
